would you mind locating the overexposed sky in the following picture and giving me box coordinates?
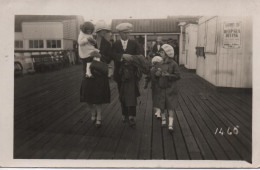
[2,0,258,25]
[79,0,257,24]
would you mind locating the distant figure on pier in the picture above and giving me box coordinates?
[151,36,164,57]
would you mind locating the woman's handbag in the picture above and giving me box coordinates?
[90,60,108,77]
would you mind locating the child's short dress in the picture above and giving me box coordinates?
[78,31,96,77]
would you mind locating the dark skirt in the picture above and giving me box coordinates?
[80,76,110,104]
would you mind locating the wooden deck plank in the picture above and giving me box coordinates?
[192,77,252,120]
[172,109,191,160]
[175,109,202,160]
[14,81,81,128]
[161,125,177,159]
[14,69,81,113]
[186,94,232,159]
[14,102,84,158]
[125,85,149,159]
[14,86,81,130]
[189,95,241,160]
[51,110,90,159]
[13,65,252,161]
[186,75,251,161]
[94,108,123,159]
[205,97,252,151]
[178,76,240,160]
[184,75,251,150]
[178,93,216,160]
[51,83,118,159]
[113,123,137,159]
[209,95,251,130]
[77,96,120,159]
[87,102,122,159]
[138,88,153,159]
[179,93,218,160]
[151,107,164,159]
[29,105,88,159]
[202,98,251,162]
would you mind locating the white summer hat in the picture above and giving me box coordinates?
[95,20,111,33]
[116,23,133,32]
[161,44,174,58]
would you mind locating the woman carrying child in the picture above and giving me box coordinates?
[150,44,181,132]
[79,20,113,128]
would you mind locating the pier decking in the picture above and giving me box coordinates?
[14,65,252,162]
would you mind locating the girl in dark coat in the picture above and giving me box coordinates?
[80,20,113,128]
[151,44,180,133]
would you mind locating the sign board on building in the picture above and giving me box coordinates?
[223,21,241,48]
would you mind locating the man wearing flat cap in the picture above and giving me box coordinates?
[112,22,143,127]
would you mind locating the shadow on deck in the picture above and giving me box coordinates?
[14,65,252,162]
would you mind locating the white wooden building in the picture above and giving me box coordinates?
[180,24,198,69]
[195,16,252,88]
[14,15,84,73]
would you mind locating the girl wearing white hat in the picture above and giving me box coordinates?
[151,44,181,133]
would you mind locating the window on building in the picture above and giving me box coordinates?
[15,40,23,48]
[29,40,44,48]
[47,40,61,48]
[205,17,217,53]
[198,23,206,47]
[197,17,217,53]
[182,32,186,53]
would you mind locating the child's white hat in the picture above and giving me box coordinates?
[152,56,163,64]
[161,44,174,58]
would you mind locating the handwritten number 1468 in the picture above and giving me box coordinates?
[215,126,239,135]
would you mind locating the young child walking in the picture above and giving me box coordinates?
[78,21,97,77]
[150,44,181,132]
[144,56,163,119]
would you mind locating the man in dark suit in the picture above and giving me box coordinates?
[112,23,142,127]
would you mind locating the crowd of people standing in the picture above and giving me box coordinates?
[78,20,180,133]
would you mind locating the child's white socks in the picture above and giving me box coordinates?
[86,63,92,77]
[86,57,101,77]
[169,117,174,127]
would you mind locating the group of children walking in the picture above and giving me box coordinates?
[78,21,180,133]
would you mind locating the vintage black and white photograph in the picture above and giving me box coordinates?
[0,0,259,168]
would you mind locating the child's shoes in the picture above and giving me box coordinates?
[161,118,167,127]
[95,120,101,128]
[168,117,174,133]
[161,113,167,127]
[168,125,174,133]
[91,116,96,124]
